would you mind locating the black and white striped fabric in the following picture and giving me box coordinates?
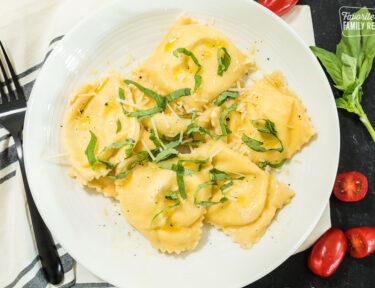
[0,2,330,287]
[0,36,114,288]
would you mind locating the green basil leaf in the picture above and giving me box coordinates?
[258,158,287,168]
[241,134,267,152]
[247,119,284,152]
[185,123,213,138]
[101,139,135,153]
[165,88,191,102]
[180,110,197,122]
[214,90,239,106]
[150,201,180,227]
[193,181,216,204]
[217,47,231,76]
[99,160,115,170]
[209,168,244,181]
[127,106,164,120]
[149,130,162,149]
[116,119,122,134]
[173,48,202,92]
[310,46,343,88]
[154,147,179,163]
[215,104,237,138]
[165,191,179,201]
[176,161,186,199]
[85,130,98,169]
[220,181,233,194]
[108,153,149,180]
[196,197,228,207]
[118,87,125,100]
[341,53,357,88]
[124,79,166,109]
[158,162,196,175]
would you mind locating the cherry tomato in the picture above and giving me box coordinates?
[308,228,347,277]
[333,172,368,202]
[345,227,375,258]
[258,0,299,16]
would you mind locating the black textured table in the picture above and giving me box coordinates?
[248,1,375,287]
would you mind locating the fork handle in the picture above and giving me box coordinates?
[13,135,64,284]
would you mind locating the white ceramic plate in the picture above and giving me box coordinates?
[23,0,340,287]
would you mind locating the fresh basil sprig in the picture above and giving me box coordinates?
[310,7,375,142]
[214,90,239,106]
[173,48,202,92]
[242,119,283,152]
[217,47,231,76]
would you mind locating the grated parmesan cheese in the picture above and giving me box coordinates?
[151,117,166,149]
[210,148,223,160]
[77,92,97,97]
[116,98,142,109]
[161,112,170,128]
[141,139,155,161]
[167,103,180,119]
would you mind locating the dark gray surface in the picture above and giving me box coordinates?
[248,1,375,287]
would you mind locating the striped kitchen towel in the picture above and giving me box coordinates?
[0,1,330,287]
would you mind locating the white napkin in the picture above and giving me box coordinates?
[0,1,330,286]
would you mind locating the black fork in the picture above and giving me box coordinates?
[0,42,63,284]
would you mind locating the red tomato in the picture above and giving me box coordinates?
[308,228,347,277]
[258,0,299,16]
[333,172,368,202]
[345,227,375,258]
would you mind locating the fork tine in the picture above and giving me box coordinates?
[0,64,7,104]
[0,58,13,102]
[0,42,24,101]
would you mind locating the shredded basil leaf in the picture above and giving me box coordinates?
[196,197,228,207]
[180,110,197,122]
[258,159,287,168]
[118,87,127,114]
[149,130,162,149]
[100,139,135,153]
[220,181,233,193]
[127,106,164,120]
[185,123,213,138]
[209,168,244,181]
[214,90,239,106]
[85,130,98,169]
[241,134,267,152]
[165,88,191,102]
[108,152,149,180]
[214,104,237,139]
[154,147,179,163]
[158,162,196,175]
[125,79,165,108]
[217,47,231,76]
[242,119,284,152]
[173,48,202,92]
[176,161,186,199]
[124,80,190,119]
[165,191,179,201]
[99,160,114,170]
[150,201,180,227]
[193,181,216,205]
[116,119,122,134]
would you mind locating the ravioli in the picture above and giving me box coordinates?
[226,71,315,164]
[201,141,294,248]
[136,16,253,112]
[63,73,140,187]
[117,161,213,253]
